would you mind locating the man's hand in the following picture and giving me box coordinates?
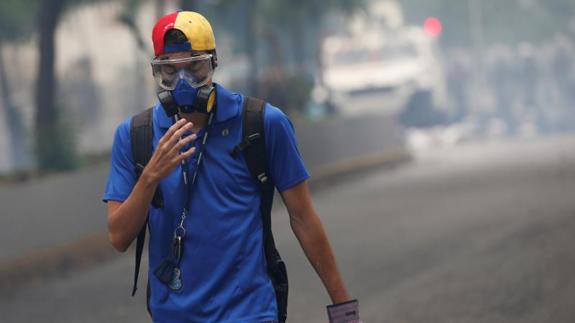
[107,118,197,252]
[142,118,197,184]
[327,299,361,323]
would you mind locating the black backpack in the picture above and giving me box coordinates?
[129,97,288,322]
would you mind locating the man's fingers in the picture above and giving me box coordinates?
[159,118,188,145]
[166,122,194,147]
[177,146,196,162]
[169,133,197,155]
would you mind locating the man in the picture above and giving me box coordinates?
[103,11,359,323]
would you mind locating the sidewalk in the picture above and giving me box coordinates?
[0,163,113,292]
[0,150,411,293]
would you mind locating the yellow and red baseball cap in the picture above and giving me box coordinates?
[152,11,216,57]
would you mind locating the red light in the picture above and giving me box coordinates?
[424,17,442,37]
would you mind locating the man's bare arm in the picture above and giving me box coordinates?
[107,118,197,252]
[280,180,351,304]
[107,173,159,252]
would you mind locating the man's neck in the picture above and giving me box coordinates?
[179,111,209,133]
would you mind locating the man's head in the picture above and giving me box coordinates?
[150,11,218,115]
[151,11,218,89]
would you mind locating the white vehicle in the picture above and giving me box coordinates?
[320,1,447,118]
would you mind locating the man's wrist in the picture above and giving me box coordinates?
[140,170,160,188]
[329,289,352,304]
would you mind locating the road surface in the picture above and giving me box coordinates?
[2,135,575,323]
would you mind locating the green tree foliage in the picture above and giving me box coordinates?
[0,0,39,42]
[0,0,117,172]
[33,0,115,171]
[250,0,366,112]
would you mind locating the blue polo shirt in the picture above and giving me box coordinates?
[103,84,310,323]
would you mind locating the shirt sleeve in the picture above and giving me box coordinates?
[264,104,310,192]
[102,117,137,203]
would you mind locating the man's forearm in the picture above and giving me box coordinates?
[107,172,158,252]
[289,209,350,303]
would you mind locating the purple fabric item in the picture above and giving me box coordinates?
[327,299,361,323]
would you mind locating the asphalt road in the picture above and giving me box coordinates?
[2,135,575,323]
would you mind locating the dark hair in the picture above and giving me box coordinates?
[164,29,188,45]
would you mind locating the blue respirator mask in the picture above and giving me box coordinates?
[151,53,216,117]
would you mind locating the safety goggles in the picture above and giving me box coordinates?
[151,53,213,90]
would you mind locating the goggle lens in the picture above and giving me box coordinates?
[151,54,213,90]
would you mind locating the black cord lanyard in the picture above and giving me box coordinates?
[153,111,216,291]
[173,110,215,242]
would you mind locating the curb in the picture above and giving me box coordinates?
[0,149,411,293]
[308,149,411,189]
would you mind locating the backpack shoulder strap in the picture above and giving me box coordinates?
[130,107,163,208]
[240,95,275,252]
[131,107,154,176]
[234,97,288,322]
[129,107,160,299]
[238,96,272,188]
[233,96,274,241]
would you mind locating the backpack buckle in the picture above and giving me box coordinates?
[257,173,268,183]
[231,133,262,157]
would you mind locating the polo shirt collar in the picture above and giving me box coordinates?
[156,83,241,129]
